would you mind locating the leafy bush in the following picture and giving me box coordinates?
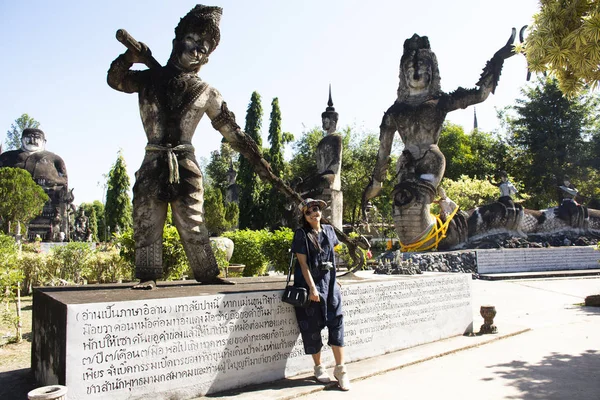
[87,247,134,283]
[223,229,269,276]
[210,241,229,275]
[19,252,48,295]
[46,242,95,285]
[0,233,23,342]
[261,227,293,273]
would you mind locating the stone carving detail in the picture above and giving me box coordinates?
[0,128,74,241]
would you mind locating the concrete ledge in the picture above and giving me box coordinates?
[476,246,600,274]
[203,323,530,400]
[32,273,472,400]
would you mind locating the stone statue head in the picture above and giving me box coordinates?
[563,175,571,186]
[21,128,46,153]
[321,85,338,135]
[397,34,441,101]
[169,5,222,72]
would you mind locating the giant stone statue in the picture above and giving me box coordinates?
[106,4,361,288]
[362,30,521,251]
[295,86,343,229]
[0,128,73,241]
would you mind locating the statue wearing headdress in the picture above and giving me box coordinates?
[362,30,520,250]
[108,5,284,288]
[295,86,343,229]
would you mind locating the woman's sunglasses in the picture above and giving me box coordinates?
[304,206,322,216]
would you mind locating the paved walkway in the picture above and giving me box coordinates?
[206,277,600,400]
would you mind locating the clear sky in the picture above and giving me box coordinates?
[0,0,539,205]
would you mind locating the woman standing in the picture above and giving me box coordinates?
[292,198,350,391]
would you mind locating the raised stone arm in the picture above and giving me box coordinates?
[446,28,518,112]
[107,44,154,94]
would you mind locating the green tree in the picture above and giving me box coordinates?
[441,176,503,211]
[205,142,238,198]
[467,128,510,179]
[91,200,108,242]
[204,184,227,236]
[264,97,294,229]
[501,77,599,208]
[523,0,600,96]
[105,151,132,236]
[238,91,263,229]
[5,113,40,150]
[0,167,48,234]
[439,122,510,179]
[438,123,474,180]
[224,202,239,229]
[341,129,396,227]
[80,203,99,241]
[289,127,322,180]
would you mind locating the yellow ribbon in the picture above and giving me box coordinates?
[399,205,460,253]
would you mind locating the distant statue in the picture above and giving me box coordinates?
[108,5,295,288]
[73,207,91,242]
[295,86,343,229]
[555,175,587,229]
[497,171,518,203]
[225,160,239,204]
[0,128,73,241]
[363,30,520,250]
[558,175,578,203]
[468,171,524,237]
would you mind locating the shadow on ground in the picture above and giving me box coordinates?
[0,368,37,400]
[486,349,600,399]
[206,377,324,398]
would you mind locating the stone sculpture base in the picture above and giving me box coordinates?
[317,188,343,231]
[32,273,472,400]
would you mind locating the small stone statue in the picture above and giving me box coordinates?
[295,86,343,229]
[497,170,518,205]
[0,128,73,241]
[555,175,588,229]
[558,175,578,203]
[73,207,91,242]
[363,30,520,250]
[108,5,290,288]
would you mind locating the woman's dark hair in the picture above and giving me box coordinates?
[299,212,322,253]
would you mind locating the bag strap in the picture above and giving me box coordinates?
[285,229,310,285]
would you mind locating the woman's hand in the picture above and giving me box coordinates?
[309,287,320,302]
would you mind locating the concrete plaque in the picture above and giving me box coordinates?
[33,274,472,399]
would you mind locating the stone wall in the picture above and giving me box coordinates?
[32,274,472,399]
[476,246,600,274]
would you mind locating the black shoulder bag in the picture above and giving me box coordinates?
[282,230,311,307]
